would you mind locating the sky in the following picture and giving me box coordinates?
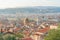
[0,0,60,9]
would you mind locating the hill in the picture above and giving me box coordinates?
[0,6,60,14]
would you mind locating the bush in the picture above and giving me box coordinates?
[16,33,24,38]
[44,29,60,40]
[3,34,16,40]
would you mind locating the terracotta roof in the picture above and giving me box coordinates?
[38,27,50,33]
[14,28,20,32]
[23,30,30,35]
[22,37,33,40]
[34,33,40,36]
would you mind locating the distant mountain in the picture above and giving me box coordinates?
[0,6,60,14]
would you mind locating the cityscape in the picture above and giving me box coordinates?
[0,0,60,40]
[0,12,60,40]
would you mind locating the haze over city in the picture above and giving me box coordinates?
[0,0,60,9]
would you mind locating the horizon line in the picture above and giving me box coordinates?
[0,5,60,9]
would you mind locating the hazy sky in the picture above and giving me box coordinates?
[0,0,60,9]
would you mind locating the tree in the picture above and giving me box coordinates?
[0,33,4,40]
[5,35,16,40]
[3,34,16,40]
[16,33,24,38]
[44,29,60,40]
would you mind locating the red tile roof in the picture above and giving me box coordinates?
[23,30,30,35]
[14,28,20,32]
[38,27,50,33]
[22,37,33,40]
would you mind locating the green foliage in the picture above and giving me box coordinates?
[44,29,60,40]
[0,37,4,40]
[16,33,24,38]
[0,33,4,40]
[4,35,16,40]
[58,23,60,28]
[0,32,24,40]
[3,34,16,40]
